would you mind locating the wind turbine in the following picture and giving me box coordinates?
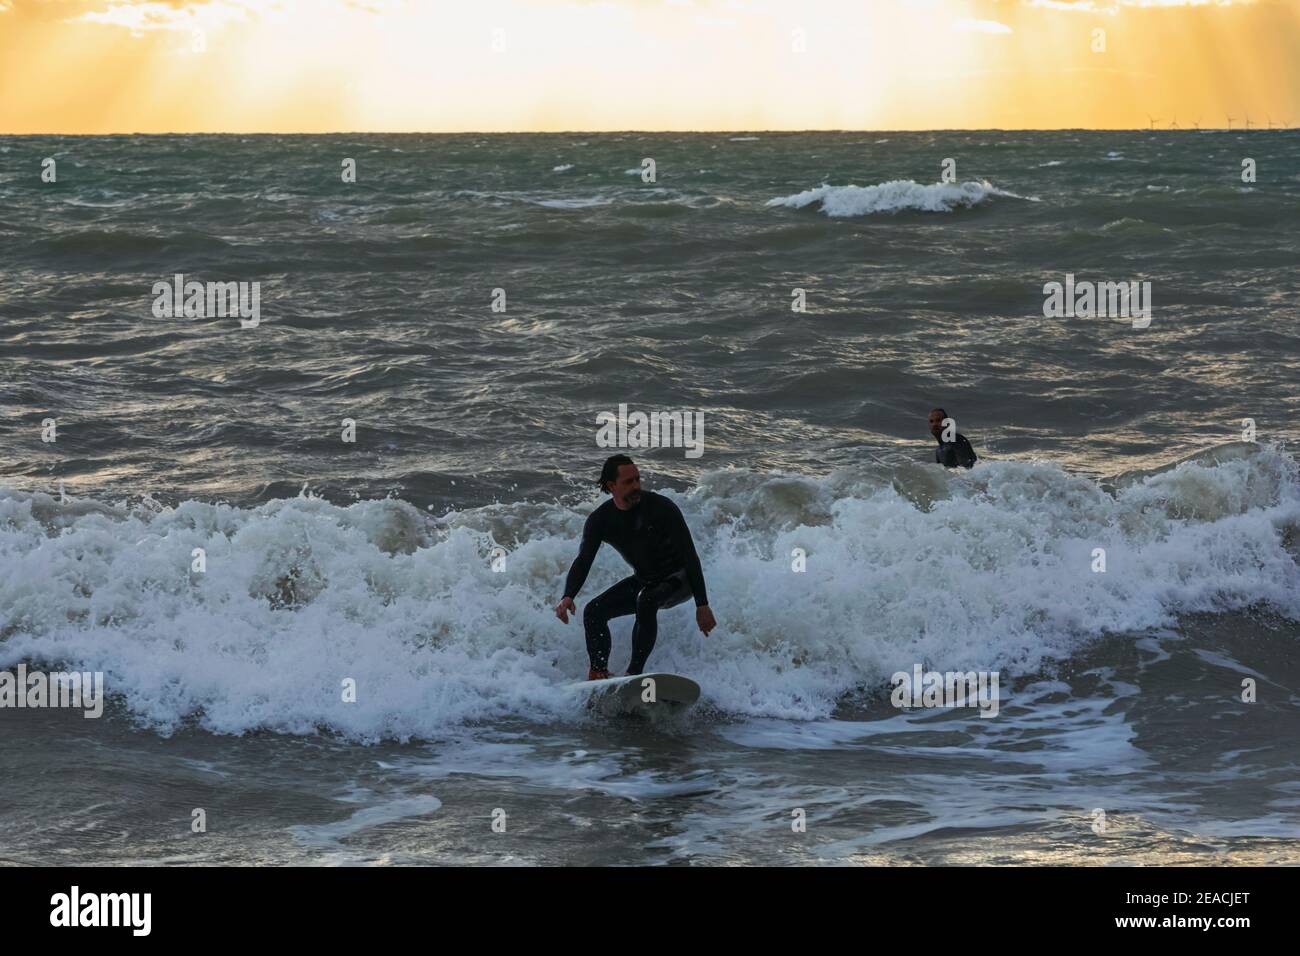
[1169,116,1180,130]
[1226,114,1235,131]
[1146,113,1160,131]
[1266,114,1275,129]
[1192,117,1201,131]
[1244,113,1253,131]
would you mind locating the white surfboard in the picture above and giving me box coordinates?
[567,672,701,717]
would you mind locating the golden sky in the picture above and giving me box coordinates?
[1,0,1298,132]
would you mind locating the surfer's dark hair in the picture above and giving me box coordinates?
[931,407,948,418]
[599,454,635,492]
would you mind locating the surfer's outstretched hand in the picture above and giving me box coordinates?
[555,596,576,623]
[696,605,716,637]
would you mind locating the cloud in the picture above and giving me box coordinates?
[62,0,394,35]
[953,17,1014,33]
[1024,0,1258,11]
[343,0,409,11]
[1024,0,1113,10]
[68,1,255,35]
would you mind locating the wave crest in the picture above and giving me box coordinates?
[765,179,1035,217]
[1,444,1296,739]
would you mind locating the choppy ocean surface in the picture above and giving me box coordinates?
[1,132,1298,865]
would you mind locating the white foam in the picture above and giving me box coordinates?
[537,196,608,208]
[289,794,442,847]
[765,179,1036,217]
[1,444,1296,740]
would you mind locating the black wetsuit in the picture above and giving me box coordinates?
[563,491,708,674]
[935,434,977,468]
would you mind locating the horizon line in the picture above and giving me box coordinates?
[4,127,1295,137]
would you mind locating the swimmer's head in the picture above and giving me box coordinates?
[600,454,642,508]
[928,408,949,440]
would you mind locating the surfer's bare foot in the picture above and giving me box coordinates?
[587,668,611,681]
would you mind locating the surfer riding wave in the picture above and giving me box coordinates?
[555,454,717,680]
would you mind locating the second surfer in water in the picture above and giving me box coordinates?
[555,454,716,680]
[929,407,978,469]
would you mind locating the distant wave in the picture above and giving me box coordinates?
[33,229,233,256]
[455,189,612,209]
[765,179,1036,217]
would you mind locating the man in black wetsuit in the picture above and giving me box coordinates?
[929,407,978,468]
[554,454,717,680]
